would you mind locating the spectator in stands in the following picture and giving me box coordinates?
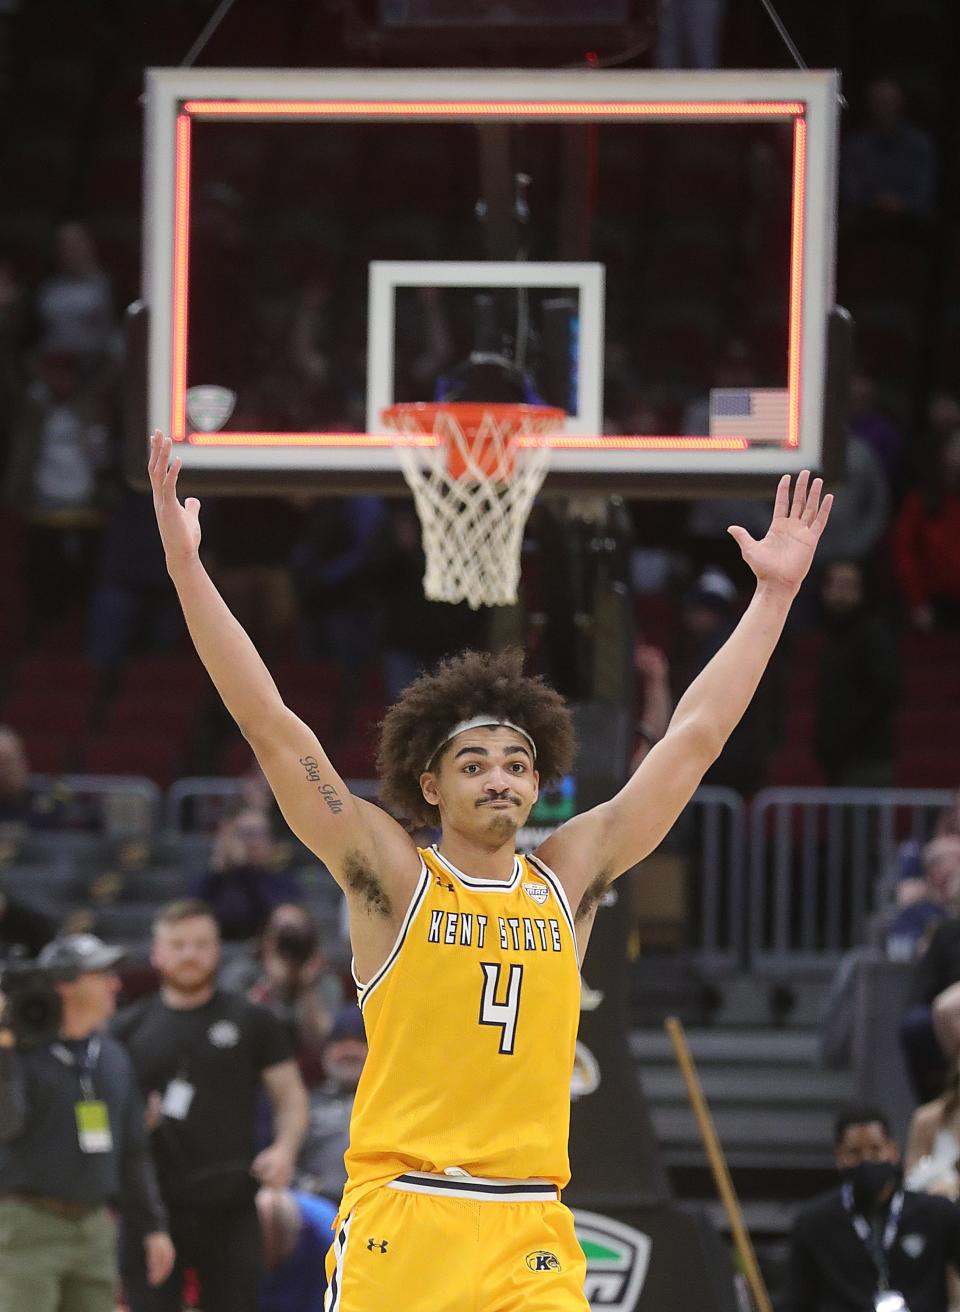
[4,344,110,638]
[848,370,904,491]
[935,789,960,841]
[655,0,726,69]
[86,487,182,692]
[918,393,960,489]
[840,78,936,229]
[815,434,890,568]
[257,1184,337,1312]
[0,891,57,957]
[887,837,960,962]
[0,256,27,487]
[894,431,960,631]
[631,643,672,772]
[0,933,174,1311]
[671,569,774,794]
[187,183,256,396]
[292,497,385,715]
[244,903,343,1088]
[902,877,960,1102]
[189,808,303,942]
[906,1056,960,1199]
[781,1104,960,1312]
[369,501,485,702]
[0,725,69,835]
[207,496,302,659]
[814,560,900,787]
[297,1003,367,1200]
[33,221,116,367]
[114,899,308,1312]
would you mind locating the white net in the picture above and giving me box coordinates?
[383,404,561,610]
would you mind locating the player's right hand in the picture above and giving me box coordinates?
[148,429,202,567]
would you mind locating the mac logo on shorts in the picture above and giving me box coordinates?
[526,1251,561,1272]
[207,1020,240,1048]
[523,883,549,906]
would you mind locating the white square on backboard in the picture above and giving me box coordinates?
[367,260,605,437]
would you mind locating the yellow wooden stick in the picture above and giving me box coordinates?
[665,1016,773,1312]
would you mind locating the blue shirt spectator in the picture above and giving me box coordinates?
[258,1186,337,1312]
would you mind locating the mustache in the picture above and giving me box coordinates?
[476,794,522,807]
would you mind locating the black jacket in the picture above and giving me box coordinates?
[815,609,900,779]
[910,918,960,1007]
[781,1187,960,1312]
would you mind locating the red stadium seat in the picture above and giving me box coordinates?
[82,735,184,790]
[18,732,72,776]
[1,691,91,737]
[895,751,959,790]
[764,746,825,788]
[11,655,98,699]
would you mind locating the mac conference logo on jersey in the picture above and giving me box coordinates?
[574,1211,651,1312]
[523,882,549,905]
[571,1041,601,1100]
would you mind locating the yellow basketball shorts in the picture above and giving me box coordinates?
[324,1171,589,1311]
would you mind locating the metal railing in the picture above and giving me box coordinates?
[749,787,954,972]
[678,786,748,970]
[19,774,955,971]
[165,775,381,832]
[24,773,162,836]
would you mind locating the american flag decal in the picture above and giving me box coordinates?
[708,388,790,444]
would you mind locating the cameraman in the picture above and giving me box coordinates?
[0,933,174,1311]
[247,903,343,1087]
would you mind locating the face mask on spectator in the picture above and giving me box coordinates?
[841,1160,902,1213]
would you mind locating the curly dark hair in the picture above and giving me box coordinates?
[377,649,576,827]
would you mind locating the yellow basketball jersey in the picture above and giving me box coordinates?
[340,845,581,1218]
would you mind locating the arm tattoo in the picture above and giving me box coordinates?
[299,756,344,815]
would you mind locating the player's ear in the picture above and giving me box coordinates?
[420,771,440,806]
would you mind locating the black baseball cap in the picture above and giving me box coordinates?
[38,934,126,978]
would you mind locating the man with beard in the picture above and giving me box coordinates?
[113,899,308,1312]
[782,1105,960,1312]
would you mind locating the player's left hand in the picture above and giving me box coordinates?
[727,470,832,597]
[251,1141,296,1188]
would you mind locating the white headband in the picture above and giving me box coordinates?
[424,716,537,770]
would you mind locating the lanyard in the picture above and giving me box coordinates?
[50,1035,101,1102]
[842,1185,905,1291]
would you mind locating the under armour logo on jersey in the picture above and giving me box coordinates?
[367,1238,389,1254]
[435,876,454,892]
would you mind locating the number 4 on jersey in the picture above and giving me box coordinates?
[478,962,523,1054]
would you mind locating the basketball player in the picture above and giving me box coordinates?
[148,430,831,1310]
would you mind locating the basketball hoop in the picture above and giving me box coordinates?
[382,402,564,610]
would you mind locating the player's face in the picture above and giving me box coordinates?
[422,726,539,844]
[151,915,220,992]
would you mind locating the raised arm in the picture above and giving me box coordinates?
[148,432,419,899]
[540,472,832,906]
